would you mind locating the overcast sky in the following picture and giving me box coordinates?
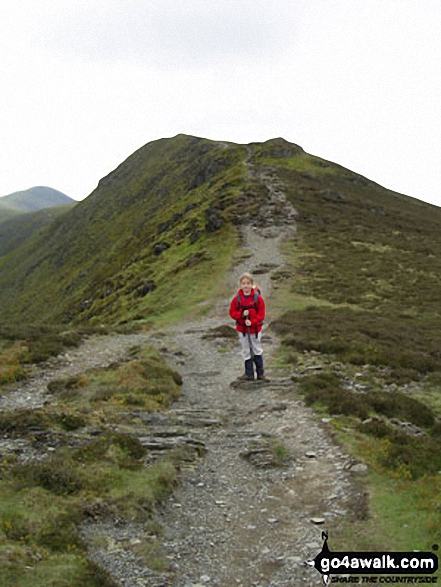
[1,0,440,207]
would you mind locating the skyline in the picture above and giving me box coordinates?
[1,0,440,208]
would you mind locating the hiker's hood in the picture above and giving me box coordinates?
[237,288,252,297]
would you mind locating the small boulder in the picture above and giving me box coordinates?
[134,281,156,298]
[153,242,170,255]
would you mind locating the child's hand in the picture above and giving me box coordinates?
[245,319,251,326]
[243,310,249,317]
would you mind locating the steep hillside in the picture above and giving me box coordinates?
[0,205,75,256]
[0,186,74,213]
[254,143,441,550]
[242,139,441,385]
[0,133,440,332]
[249,141,441,318]
[0,135,249,325]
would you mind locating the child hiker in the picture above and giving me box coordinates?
[229,272,268,381]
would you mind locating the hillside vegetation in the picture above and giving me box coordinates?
[253,142,441,550]
[0,208,21,223]
[0,344,183,586]
[1,134,441,556]
[0,206,74,256]
[0,136,249,326]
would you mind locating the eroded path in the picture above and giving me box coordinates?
[0,158,364,586]
[82,164,362,587]
[140,322,356,587]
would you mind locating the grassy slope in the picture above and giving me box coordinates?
[0,208,21,223]
[0,206,75,256]
[1,134,441,562]
[0,345,183,587]
[0,135,247,326]
[257,145,441,554]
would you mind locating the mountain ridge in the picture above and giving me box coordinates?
[0,134,440,327]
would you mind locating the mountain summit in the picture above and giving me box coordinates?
[0,133,440,327]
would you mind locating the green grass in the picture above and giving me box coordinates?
[0,550,116,587]
[333,471,441,554]
[0,205,74,256]
[121,224,239,329]
[0,325,99,388]
[0,136,247,327]
[270,440,290,463]
[265,144,441,557]
[0,344,183,587]
[258,152,341,177]
[47,345,182,413]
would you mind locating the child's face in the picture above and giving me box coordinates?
[240,278,253,295]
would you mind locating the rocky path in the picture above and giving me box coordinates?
[0,331,154,410]
[136,323,357,587]
[82,162,363,586]
[0,157,365,586]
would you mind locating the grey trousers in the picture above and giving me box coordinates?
[238,331,263,361]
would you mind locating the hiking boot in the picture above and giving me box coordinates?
[257,374,270,382]
[237,374,255,381]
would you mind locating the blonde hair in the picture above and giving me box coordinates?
[239,272,254,285]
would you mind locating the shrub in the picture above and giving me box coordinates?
[299,373,370,419]
[14,454,86,495]
[274,307,441,383]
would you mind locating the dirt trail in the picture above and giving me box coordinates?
[82,159,363,587]
[0,155,364,586]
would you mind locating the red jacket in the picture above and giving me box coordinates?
[229,288,265,335]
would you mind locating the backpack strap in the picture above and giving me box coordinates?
[236,294,245,335]
[253,291,259,311]
[236,291,263,337]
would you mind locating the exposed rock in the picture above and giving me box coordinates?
[252,262,279,274]
[153,242,170,255]
[186,254,203,268]
[184,202,200,213]
[390,419,428,437]
[348,463,368,474]
[205,209,224,233]
[202,325,237,339]
[133,280,156,298]
[300,172,317,181]
[318,189,346,203]
[367,206,388,216]
[189,230,203,244]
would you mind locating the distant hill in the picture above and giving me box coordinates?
[0,134,440,329]
[0,186,74,214]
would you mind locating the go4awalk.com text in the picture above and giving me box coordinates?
[330,577,438,583]
[306,532,438,585]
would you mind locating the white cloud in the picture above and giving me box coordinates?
[0,0,440,206]
[10,0,299,66]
